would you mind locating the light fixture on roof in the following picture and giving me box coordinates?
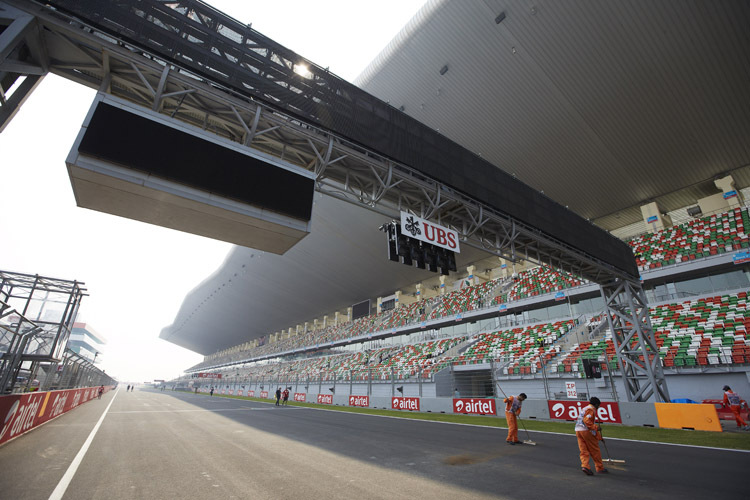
[495,11,506,24]
[439,65,448,75]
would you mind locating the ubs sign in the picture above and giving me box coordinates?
[400,212,460,253]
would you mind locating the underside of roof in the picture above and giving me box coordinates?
[160,194,488,354]
[356,0,750,231]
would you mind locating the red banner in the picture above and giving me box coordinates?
[548,400,622,424]
[453,398,496,415]
[248,390,255,397]
[260,391,268,399]
[349,395,369,407]
[0,386,111,446]
[317,394,333,404]
[392,396,420,411]
[294,393,306,402]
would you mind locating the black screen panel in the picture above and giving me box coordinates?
[351,300,371,321]
[78,102,314,222]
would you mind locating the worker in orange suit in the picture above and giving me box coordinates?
[504,393,527,444]
[723,385,750,430]
[575,396,608,475]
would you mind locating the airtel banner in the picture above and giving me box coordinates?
[0,386,108,446]
[392,397,420,411]
[548,400,622,424]
[453,398,496,415]
[317,394,333,404]
[294,393,306,402]
[248,390,255,397]
[349,395,369,407]
[400,212,460,253]
[260,391,268,399]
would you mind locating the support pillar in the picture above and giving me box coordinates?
[714,175,742,208]
[640,202,672,232]
[600,279,670,402]
[466,265,476,286]
[0,7,48,134]
[499,258,510,279]
[439,276,447,295]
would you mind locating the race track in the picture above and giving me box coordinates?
[0,388,746,499]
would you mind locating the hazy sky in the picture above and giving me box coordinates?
[0,0,427,383]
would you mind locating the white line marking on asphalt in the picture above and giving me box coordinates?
[108,407,298,414]
[48,389,120,500]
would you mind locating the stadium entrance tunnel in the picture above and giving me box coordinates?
[65,95,314,254]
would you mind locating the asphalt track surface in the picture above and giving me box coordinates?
[0,389,747,499]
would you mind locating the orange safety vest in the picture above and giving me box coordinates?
[725,390,741,407]
[575,404,598,434]
[504,396,522,415]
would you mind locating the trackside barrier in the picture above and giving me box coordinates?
[0,386,113,446]
[654,402,722,432]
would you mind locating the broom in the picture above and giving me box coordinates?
[517,415,537,446]
[599,424,626,464]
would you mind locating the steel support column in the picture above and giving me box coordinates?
[600,279,670,402]
[0,3,47,132]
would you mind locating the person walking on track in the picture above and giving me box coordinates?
[504,393,526,444]
[575,396,608,475]
[723,385,750,430]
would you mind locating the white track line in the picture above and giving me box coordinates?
[108,407,295,414]
[48,389,119,500]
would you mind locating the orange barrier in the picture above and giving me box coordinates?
[654,402,722,432]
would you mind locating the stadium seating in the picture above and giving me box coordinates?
[507,266,586,301]
[563,292,750,370]
[428,278,501,319]
[459,320,574,374]
[652,292,750,367]
[380,302,424,329]
[629,207,750,271]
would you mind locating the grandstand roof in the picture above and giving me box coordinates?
[357,0,750,231]
[163,0,750,355]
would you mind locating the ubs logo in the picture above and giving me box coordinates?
[404,216,421,237]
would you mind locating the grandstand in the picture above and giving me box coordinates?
[177,193,750,406]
